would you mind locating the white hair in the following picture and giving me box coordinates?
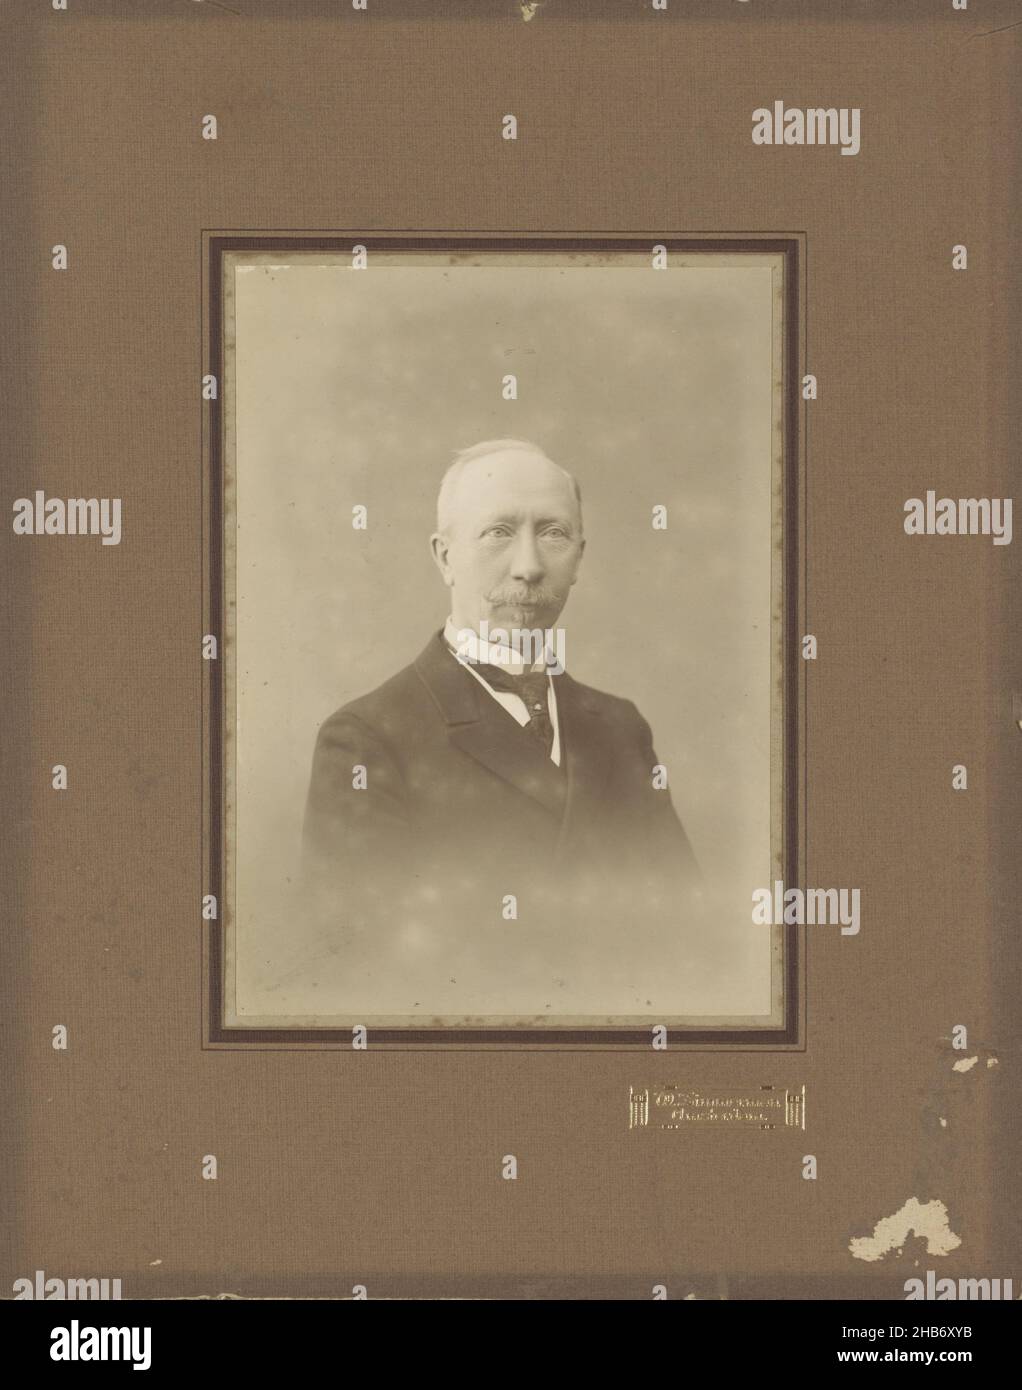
[435,438,583,534]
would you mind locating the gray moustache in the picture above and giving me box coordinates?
[488,590,558,607]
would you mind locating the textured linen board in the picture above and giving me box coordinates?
[1,0,1019,1300]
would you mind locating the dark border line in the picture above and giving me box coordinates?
[204,233,804,1050]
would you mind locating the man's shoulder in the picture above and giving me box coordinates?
[561,674,653,734]
[314,632,457,747]
[317,659,429,740]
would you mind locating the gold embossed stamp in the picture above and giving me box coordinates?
[629,1084,806,1131]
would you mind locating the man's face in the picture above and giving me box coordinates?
[431,450,585,634]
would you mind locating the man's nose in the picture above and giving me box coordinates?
[508,529,544,582]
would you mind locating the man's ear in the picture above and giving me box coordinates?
[430,532,454,587]
[570,536,586,585]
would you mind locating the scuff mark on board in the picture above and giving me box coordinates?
[849,1197,962,1263]
[967,20,1022,42]
[952,1052,999,1073]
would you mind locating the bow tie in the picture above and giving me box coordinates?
[472,662,548,704]
[471,662,554,757]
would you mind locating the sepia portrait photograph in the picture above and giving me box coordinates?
[207,236,799,1041]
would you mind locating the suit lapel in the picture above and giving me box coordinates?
[414,631,567,819]
[556,672,613,832]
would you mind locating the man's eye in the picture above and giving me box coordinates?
[543,527,568,539]
[484,526,512,538]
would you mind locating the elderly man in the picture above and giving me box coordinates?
[302,439,698,970]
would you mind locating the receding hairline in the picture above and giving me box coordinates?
[435,439,583,534]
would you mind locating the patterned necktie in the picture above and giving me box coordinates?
[473,663,554,758]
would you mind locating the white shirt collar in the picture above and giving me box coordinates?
[443,616,549,674]
[442,617,562,766]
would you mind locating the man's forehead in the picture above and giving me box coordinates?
[454,451,577,511]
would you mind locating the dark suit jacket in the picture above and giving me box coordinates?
[302,633,698,948]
